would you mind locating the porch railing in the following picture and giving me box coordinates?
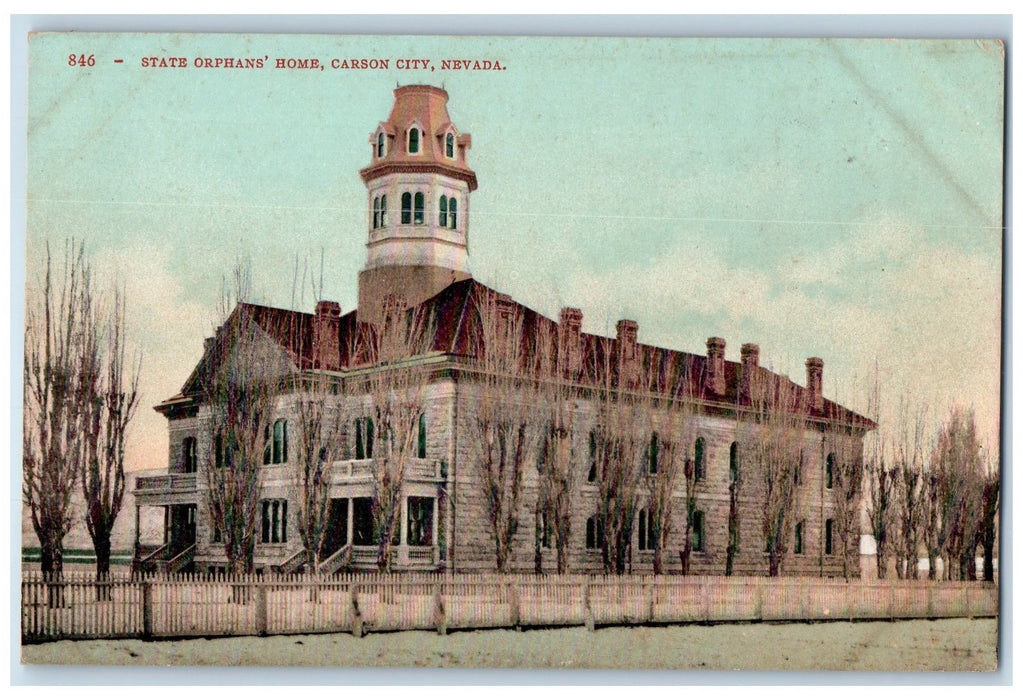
[135,473,197,492]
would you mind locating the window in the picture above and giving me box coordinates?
[794,521,804,554]
[401,192,412,224]
[406,497,434,546]
[586,514,605,550]
[214,432,235,470]
[648,433,659,475]
[445,132,455,158]
[694,437,706,481]
[353,498,375,545]
[413,192,425,225]
[826,453,835,489]
[372,195,387,229]
[587,430,598,482]
[449,198,457,229]
[794,449,803,485]
[729,441,739,484]
[439,195,448,228]
[408,127,420,154]
[417,412,427,459]
[377,131,385,158]
[825,518,834,555]
[260,500,288,544]
[263,419,288,465]
[355,417,374,460]
[538,508,552,549]
[638,509,656,551]
[183,437,197,473]
[692,510,705,552]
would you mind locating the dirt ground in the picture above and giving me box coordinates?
[20,617,998,673]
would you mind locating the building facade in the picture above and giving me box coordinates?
[134,85,874,577]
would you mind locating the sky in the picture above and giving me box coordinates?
[24,33,1005,480]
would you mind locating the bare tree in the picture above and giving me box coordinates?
[978,461,999,583]
[930,407,984,580]
[467,290,544,572]
[534,318,581,574]
[79,287,140,580]
[744,372,804,577]
[24,242,92,578]
[644,394,691,575]
[829,433,865,580]
[200,268,292,575]
[865,441,897,579]
[351,297,434,572]
[892,402,928,580]
[291,373,346,570]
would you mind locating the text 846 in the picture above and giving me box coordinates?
[68,54,96,67]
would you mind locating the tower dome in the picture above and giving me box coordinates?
[357,85,477,324]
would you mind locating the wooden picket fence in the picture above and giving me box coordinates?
[21,571,998,644]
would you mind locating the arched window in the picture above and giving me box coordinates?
[439,195,448,228]
[586,514,604,550]
[413,192,425,225]
[729,441,739,484]
[401,192,412,224]
[587,430,598,482]
[183,437,197,473]
[795,449,803,485]
[408,127,420,154]
[694,437,706,481]
[379,194,386,227]
[376,131,385,158]
[826,452,835,489]
[648,433,659,474]
[417,412,427,459]
[449,198,457,229]
[692,510,705,552]
[825,518,834,554]
[446,132,455,158]
[372,196,380,229]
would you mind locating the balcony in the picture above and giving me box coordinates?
[134,472,198,493]
[330,458,443,482]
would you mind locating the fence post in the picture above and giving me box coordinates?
[433,583,447,635]
[508,580,520,631]
[141,580,152,639]
[255,583,268,636]
[965,583,973,620]
[350,583,364,638]
[583,578,594,632]
[645,581,653,623]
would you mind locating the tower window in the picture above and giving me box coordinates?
[401,192,412,224]
[182,437,197,474]
[408,127,420,154]
[414,192,424,225]
[439,195,448,228]
[377,132,385,158]
[449,198,457,229]
[379,194,386,227]
[446,132,455,158]
[372,196,381,229]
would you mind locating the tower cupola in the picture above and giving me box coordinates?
[357,85,478,324]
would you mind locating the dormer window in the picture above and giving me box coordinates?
[408,127,420,154]
[445,132,455,159]
[376,132,386,158]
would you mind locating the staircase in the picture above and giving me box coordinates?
[317,544,353,576]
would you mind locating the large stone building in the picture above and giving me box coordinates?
[134,85,874,577]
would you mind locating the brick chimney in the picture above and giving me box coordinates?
[705,337,726,397]
[616,319,639,387]
[558,307,583,378]
[313,300,342,371]
[740,342,759,401]
[805,357,824,412]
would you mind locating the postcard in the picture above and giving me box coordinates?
[20,31,1004,672]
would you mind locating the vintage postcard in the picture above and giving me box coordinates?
[20,31,1004,673]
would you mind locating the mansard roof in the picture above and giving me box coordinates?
[159,279,874,432]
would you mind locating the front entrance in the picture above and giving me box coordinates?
[168,504,197,553]
[320,498,349,560]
